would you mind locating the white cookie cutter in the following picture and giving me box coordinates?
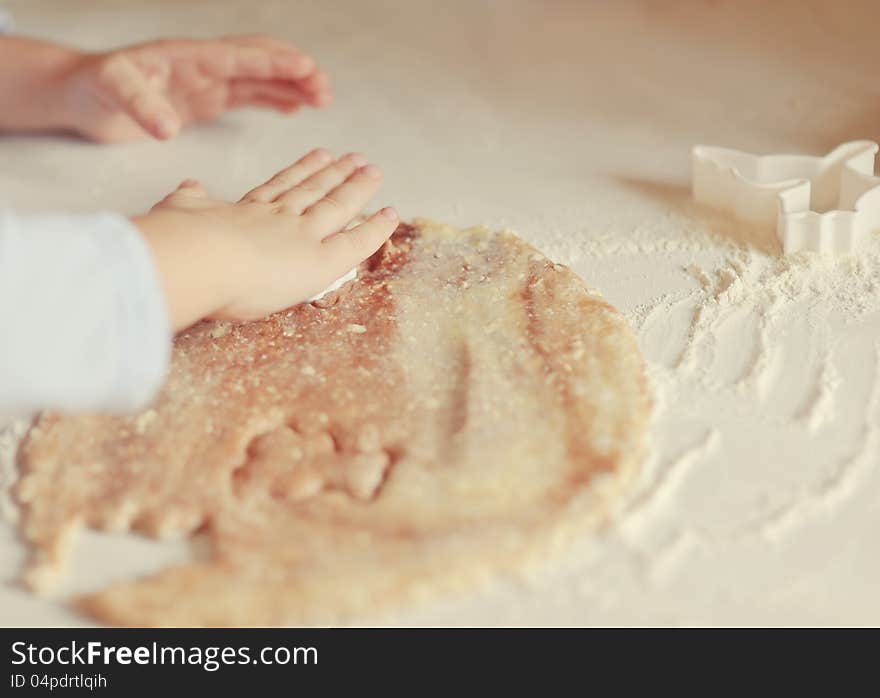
[692,140,880,254]
[308,267,357,302]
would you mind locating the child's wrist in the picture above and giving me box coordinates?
[18,42,86,132]
[53,51,102,133]
[133,210,236,329]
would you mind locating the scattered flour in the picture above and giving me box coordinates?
[755,344,880,542]
[796,350,843,432]
[620,427,722,539]
[0,418,29,524]
[532,200,880,590]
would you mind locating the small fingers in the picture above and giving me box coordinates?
[151,179,207,210]
[98,55,181,139]
[224,36,331,104]
[235,97,301,115]
[240,149,333,203]
[294,69,332,106]
[302,165,384,234]
[227,45,313,81]
[226,78,304,111]
[276,153,366,212]
[189,40,313,83]
[321,208,399,270]
[222,35,319,81]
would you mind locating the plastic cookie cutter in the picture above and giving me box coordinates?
[691,140,880,254]
[308,267,357,302]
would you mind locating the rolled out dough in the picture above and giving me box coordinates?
[16,219,651,626]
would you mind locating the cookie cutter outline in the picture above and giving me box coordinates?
[691,140,880,254]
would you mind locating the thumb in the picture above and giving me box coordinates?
[151,179,207,211]
[175,179,207,196]
[99,55,181,140]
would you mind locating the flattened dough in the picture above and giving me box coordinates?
[16,220,651,626]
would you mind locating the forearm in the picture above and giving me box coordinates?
[0,36,83,132]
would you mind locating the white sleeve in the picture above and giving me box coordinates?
[0,211,171,414]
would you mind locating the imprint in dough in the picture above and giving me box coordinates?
[16,219,651,626]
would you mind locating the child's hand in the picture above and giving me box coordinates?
[134,149,399,331]
[64,35,331,142]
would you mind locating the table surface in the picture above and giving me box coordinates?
[2,0,880,626]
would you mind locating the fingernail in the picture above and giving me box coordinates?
[362,164,382,179]
[347,152,367,167]
[287,54,314,77]
[380,207,399,221]
[155,115,178,139]
[312,148,332,162]
[180,179,200,189]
